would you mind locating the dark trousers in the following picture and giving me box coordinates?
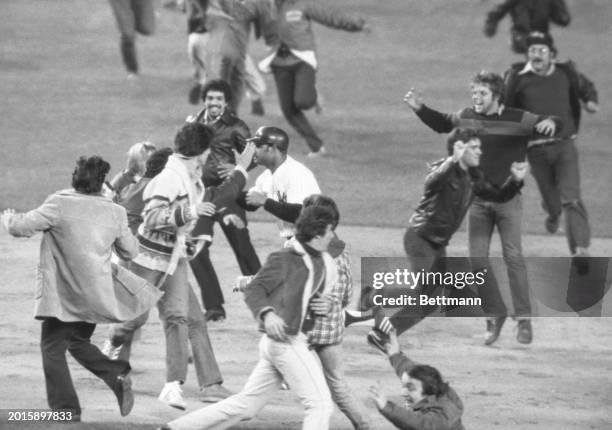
[109,0,155,73]
[41,317,130,414]
[388,228,447,335]
[190,204,261,310]
[527,138,591,253]
[271,61,323,152]
[469,195,531,317]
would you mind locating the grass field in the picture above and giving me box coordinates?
[1,1,612,429]
[1,0,611,237]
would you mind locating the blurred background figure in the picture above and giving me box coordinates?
[185,0,267,115]
[109,0,156,77]
[483,0,570,54]
[258,0,370,156]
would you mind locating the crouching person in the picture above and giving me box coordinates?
[368,330,464,430]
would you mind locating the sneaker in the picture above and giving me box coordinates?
[307,146,327,158]
[484,316,506,346]
[159,381,186,410]
[251,99,265,116]
[545,215,559,234]
[102,340,123,360]
[516,319,533,344]
[204,307,226,322]
[344,309,374,327]
[367,329,389,356]
[200,384,232,403]
[188,83,202,105]
[113,373,134,417]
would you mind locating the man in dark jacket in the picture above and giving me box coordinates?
[400,71,561,346]
[483,0,570,53]
[504,32,599,258]
[162,205,338,430]
[368,128,528,353]
[369,329,465,430]
[188,79,261,321]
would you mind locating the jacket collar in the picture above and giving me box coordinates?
[519,61,556,76]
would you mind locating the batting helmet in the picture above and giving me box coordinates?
[248,126,289,151]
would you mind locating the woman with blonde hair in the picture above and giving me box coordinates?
[110,141,156,198]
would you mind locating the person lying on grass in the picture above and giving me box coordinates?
[368,329,465,430]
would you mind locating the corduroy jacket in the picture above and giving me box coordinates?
[244,239,337,336]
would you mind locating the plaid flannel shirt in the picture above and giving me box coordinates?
[307,248,353,346]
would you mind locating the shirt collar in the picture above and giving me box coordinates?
[519,61,556,76]
[204,108,228,125]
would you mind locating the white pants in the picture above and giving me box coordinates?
[187,32,266,99]
[167,333,333,430]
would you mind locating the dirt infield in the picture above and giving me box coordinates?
[1,222,611,430]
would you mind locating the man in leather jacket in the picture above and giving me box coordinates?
[368,128,528,352]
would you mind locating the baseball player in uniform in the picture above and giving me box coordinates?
[239,126,321,240]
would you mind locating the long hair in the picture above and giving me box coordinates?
[72,156,111,194]
[408,365,450,397]
[302,195,339,230]
[295,205,336,243]
[125,141,156,177]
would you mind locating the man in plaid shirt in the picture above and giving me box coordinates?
[308,231,371,430]
[234,194,371,429]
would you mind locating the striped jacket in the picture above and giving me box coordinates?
[133,155,205,274]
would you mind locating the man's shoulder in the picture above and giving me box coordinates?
[265,247,304,267]
[284,156,314,175]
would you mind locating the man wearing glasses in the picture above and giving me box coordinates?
[504,32,599,259]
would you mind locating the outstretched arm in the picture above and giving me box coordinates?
[304,1,367,32]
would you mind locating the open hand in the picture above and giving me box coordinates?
[263,311,289,342]
[234,142,256,171]
[309,295,332,316]
[1,208,16,231]
[368,384,388,410]
[535,118,556,136]
[246,190,267,207]
[195,202,216,217]
[403,87,424,111]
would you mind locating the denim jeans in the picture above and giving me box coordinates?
[109,260,222,386]
[468,195,532,317]
[314,343,371,430]
[167,333,333,430]
[41,318,130,415]
[527,138,591,253]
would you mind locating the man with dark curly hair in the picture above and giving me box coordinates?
[2,156,143,420]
